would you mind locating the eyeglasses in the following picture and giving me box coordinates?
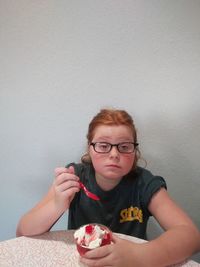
[90,142,138,154]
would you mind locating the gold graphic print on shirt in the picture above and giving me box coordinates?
[120,206,143,223]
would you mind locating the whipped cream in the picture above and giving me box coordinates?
[74,224,108,249]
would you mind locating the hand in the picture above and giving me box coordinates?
[80,235,147,267]
[53,165,80,212]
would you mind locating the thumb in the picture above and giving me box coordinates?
[111,234,121,244]
[68,165,75,174]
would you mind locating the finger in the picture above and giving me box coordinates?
[59,187,80,197]
[54,165,75,176]
[68,165,75,174]
[56,180,80,192]
[83,244,112,259]
[111,234,120,243]
[54,167,68,176]
[55,173,79,186]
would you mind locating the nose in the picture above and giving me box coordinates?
[109,145,120,158]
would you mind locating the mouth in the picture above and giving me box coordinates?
[105,164,121,169]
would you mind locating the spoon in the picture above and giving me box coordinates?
[79,181,100,201]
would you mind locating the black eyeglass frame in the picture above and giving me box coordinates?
[90,142,139,154]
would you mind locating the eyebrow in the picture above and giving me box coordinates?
[93,137,134,142]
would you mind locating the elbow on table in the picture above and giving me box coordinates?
[16,221,38,238]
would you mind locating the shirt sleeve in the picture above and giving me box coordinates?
[139,170,167,216]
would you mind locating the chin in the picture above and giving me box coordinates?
[102,172,123,181]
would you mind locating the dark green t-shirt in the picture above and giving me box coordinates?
[67,162,167,240]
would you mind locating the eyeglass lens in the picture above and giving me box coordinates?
[91,142,137,153]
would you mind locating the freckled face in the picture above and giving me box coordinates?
[89,125,135,181]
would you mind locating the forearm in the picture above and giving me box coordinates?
[143,225,200,266]
[16,198,66,237]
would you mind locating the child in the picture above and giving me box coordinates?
[16,108,200,266]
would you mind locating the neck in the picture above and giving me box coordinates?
[95,173,122,191]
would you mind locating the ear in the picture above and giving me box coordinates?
[81,145,92,163]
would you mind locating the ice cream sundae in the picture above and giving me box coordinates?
[74,224,112,255]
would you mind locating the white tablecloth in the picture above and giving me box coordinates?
[0,230,199,267]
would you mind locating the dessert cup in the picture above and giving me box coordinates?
[74,223,112,256]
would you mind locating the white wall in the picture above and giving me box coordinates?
[0,0,199,261]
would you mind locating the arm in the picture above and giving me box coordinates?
[80,188,200,267]
[145,188,200,265]
[16,166,80,237]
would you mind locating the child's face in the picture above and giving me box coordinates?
[89,125,135,181]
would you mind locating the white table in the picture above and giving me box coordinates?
[0,230,199,267]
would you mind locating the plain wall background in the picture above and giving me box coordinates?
[0,0,200,262]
